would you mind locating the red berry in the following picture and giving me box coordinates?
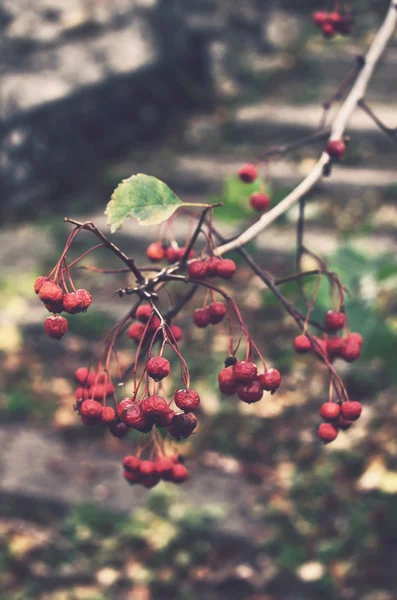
[169,324,183,342]
[127,321,146,341]
[327,337,344,359]
[168,412,197,440]
[75,289,92,311]
[146,356,171,381]
[171,463,189,484]
[326,140,345,160]
[258,368,281,392]
[188,260,208,280]
[238,163,258,183]
[39,282,63,304]
[312,11,329,27]
[318,423,338,443]
[208,302,227,325]
[325,310,345,331]
[117,397,134,419]
[311,337,328,359]
[75,387,91,401]
[62,292,83,314]
[237,380,263,404]
[44,300,63,314]
[141,395,174,427]
[193,307,211,328]
[109,422,129,438]
[123,470,140,484]
[146,242,165,262]
[123,402,152,432]
[348,332,363,346]
[233,360,257,383]
[142,476,161,489]
[80,399,103,421]
[340,340,361,363]
[174,389,200,412]
[250,192,271,212]
[341,401,362,421]
[89,383,115,400]
[166,246,179,263]
[136,304,153,323]
[218,367,237,395]
[293,335,311,353]
[336,416,354,431]
[319,402,341,422]
[206,257,221,277]
[216,259,236,279]
[321,22,336,38]
[175,247,195,261]
[329,11,343,27]
[156,457,174,479]
[44,315,68,340]
[34,276,49,294]
[138,460,157,478]
[75,367,96,387]
[101,406,116,424]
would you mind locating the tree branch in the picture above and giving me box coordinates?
[215,0,397,256]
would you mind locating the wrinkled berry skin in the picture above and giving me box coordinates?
[326,140,345,160]
[117,397,134,419]
[216,259,236,279]
[146,356,171,381]
[75,289,92,311]
[188,260,208,280]
[39,282,63,304]
[141,395,174,427]
[258,368,281,392]
[325,310,345,331]
[208,302,227,325]
[168,412,197,440]
[80,399,103,421]
[34,276,49,294]
[62,292,83,314]
[193,307,211,328]
[146,242,165,262]
[341,401,362,421]
[318,423,338,443]
[237,380,263,404]
[233,360,257,383]
[293,335,311,353]
[238,163,258,183]
[218,366,237,395]
[320,402,341,422]
[44,315,68,339]
[174,389,200,412]
[206,257,221,277]
[250,192,270,212]
[122,401,151,431]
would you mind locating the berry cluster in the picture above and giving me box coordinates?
[318,400,362,443]
[237,163,272,214]
[123,454,188,488]
[218,361,281,404]
[312,9,353,38]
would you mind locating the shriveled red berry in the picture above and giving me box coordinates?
[326,140,345,160]
[174,389,200,412]
[206,257,221,277]
[320,402,341,422]
[156,457,174,479]
[123,455,141,472]
[293,335,311,353]
[237,380,263,404]
[258,368,281,392]
[327,337,344,359]
[168,412,197,440]
[146,356,171,381]
[312,11,329,27]
[321,21,336,38]
[166,246,179,263]
[340,340,361,363]
[75,367,96,387]
[109,422,129,438]
[188,260,208,280]
[127,321,146,341]
[123,402,152,432]
[250,192,270,212]
[233,360,257,383]
[136,304,153,323]
[170,324,183,342]
[141,395,174,427]
[80,399,102,421]
[101,406,116,424]
[325,310,345,331]
[117,397,134,419]
[123,471,140,484]
[90,383,115,400]
[208,302,227,325]
[75,289,92,311]
[34,276,49,294]
[44,300,63,314]
[336,416,354,430]
[44,315,68,340]
[39,282,63,304]
[341,401,362,421]
[62,292,83,314]
[193,307,211,328]
[238,163,258,183]
[171,463,189,484]
[216,259,236,279]
[146,242,165,262]
[318,423,338,443]
[218,367,237,396]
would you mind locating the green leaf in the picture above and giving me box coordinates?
[106,174,186,231]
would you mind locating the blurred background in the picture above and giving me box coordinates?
[1,1,397,599]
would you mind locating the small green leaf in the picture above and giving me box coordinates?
[106,174,184,231]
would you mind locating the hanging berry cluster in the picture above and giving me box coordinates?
[312,6,353,38]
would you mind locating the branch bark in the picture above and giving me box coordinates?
[216,1,397,256]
